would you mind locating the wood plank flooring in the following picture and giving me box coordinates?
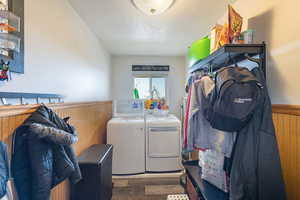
[112,177,185,200]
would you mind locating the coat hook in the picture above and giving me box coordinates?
[1,98,9,105]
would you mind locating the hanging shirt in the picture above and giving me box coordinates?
[184,72,205,150]
[187,76,236,157]
[183,87,192,148]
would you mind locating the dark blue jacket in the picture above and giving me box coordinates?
[230,68,286,200]
[0,141,9,199]
[11,105,82,200]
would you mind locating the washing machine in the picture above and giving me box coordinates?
[107,100,146,175]
[145,114,182,172]
[107,117,145,175]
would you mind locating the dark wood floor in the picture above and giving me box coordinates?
[112,177,185,200]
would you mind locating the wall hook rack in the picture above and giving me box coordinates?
[0,92,63,106]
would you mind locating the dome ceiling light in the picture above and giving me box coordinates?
[131,0,176,15]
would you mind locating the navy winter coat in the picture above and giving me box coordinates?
[0,142,9,199]
[11,105,82,200]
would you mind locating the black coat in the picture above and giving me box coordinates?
[0,141,9,199]
[230,68,286,200]
[11,105,82,200]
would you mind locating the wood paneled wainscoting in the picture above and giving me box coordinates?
[0,101,112,200]
[272,105,300,200]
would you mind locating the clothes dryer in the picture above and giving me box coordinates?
[145,114,182,172]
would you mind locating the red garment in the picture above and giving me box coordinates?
[195,147,207,151]
[183,87,192,147]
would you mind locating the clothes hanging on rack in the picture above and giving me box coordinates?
[184,71,202,148]
[11,105,82,200]
[184,65,286,200]
[185,71,205,92]
[184,75,236,157]
[184,73,236,196]
[183,86,192,149]
[184,71,208,151]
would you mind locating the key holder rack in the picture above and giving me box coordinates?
[0,92,63,105]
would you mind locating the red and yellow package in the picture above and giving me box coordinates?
[210,24,223,53]
[228,5,243,43]
[218,23,230,47]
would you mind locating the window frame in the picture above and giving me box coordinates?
[133,74,168,100]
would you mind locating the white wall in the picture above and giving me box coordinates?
[0,0,111,102]
[111,55,186,117]
[220,0,300,104]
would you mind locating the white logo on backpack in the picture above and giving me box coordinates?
[234,98,253,104]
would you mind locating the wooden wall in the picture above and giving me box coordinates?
[0,101,112,200]
[1,102,299,200]
[273,105,300,200]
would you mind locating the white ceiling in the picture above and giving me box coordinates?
[68,0,234,56]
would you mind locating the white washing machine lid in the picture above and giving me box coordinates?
[108,117,145,125]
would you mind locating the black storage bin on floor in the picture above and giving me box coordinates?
[71,144,113,200]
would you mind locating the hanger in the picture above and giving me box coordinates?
[226,52,232,66]
[207,62,215,78]
[245,53,261,65]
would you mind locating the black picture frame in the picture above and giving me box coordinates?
[132,65,170,72]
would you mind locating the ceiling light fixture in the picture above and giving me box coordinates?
[131,0,176,15]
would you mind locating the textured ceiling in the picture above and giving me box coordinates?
[68,0,234,56]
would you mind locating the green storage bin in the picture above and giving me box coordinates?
[188,36,210,68]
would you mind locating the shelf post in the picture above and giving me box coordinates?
[261,42,267,78]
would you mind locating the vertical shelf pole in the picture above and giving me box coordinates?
[261,42,267,78]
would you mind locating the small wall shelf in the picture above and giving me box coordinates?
[0,0,24,74]
[0,32,20,52]
[0,10,21,32]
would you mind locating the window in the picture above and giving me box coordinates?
[134,77,151,99]
[134,76,167,99]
